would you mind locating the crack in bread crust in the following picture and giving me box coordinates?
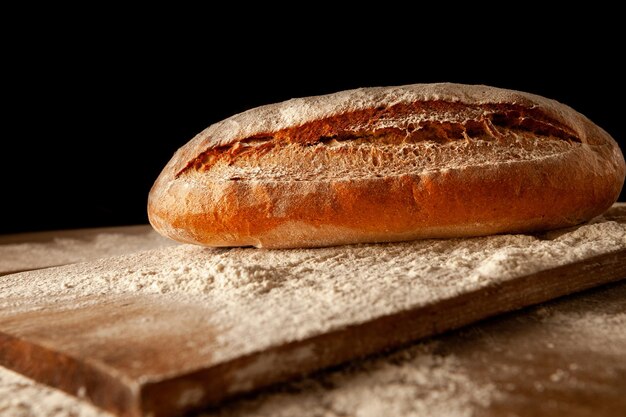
[190,137,579,182]
[181,102,580,178]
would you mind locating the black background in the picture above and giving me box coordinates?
[2,22,624,235]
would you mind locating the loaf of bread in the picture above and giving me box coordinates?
[148,83,625,248]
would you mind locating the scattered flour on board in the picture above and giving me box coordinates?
[0,209,625,417]
[533,295,626,355]
[1,216,625,366]
[0,227,175,274]
[203,340,498,417]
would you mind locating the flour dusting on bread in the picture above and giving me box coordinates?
[148,83,625,248]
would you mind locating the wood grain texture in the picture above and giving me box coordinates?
[1,205,625,416]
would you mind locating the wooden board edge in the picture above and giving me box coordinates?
[0,225,154,245]
[0,333,141,417]
[0,264,69,277]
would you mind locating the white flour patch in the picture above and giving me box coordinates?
[204,341,499,417]
[0,226,175,274]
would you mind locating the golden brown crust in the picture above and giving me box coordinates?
[148,83,626,248]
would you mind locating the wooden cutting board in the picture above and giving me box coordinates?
[1,204,626,417]
[0,225,175,276]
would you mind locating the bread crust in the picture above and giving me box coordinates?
[148,83,626,248]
